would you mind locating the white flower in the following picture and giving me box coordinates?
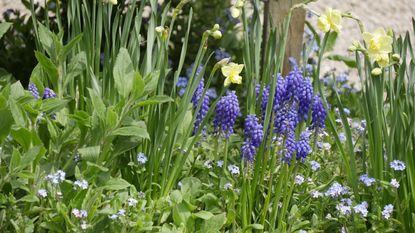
[339,133,346,142]
[137,152,148,165]
[46,170,66,184]
[353,201,368,218]
[109,214,118,220]
[72,209,88,219]
[224,182,233,190]
[336,198,352,215]
[204,160,213,169]
[390,160,405,171]
[295,175,305,185]
[382,204,394,219]
[311,191,323,198]
[310,160,321,171]
[37,189,48,198]
[217,160,224,168]
[118,209,126,216]
[359,174,376,187]
[80,221,88,230]
[390,178,400,188]
[228,165,240,176]
[128,198,138,207]
[325,182,349,198]
[74,179,89,190]
[299,230,307,233]
[137,191,145,199]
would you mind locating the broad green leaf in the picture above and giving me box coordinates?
[19,146,43,169]
[9,99,26,127]
[40,98,70,114]
[173,203,192,229]
[37,23,54,55]
[111,126,150,139]
[0,107,13,142]
[78,146,101,162]
[10,149,21,171]
[192,211,214,220]
[170,190,183,204]
[88,88,106,117]
[244,224,264,231]
[0,22,12,39]
[60,33,83,61]
[18,194,39,203]
[11,128,32,151]
[201,213,226,233]
[136,95,173,107]
[132,72,145,99]
[9,81,26,100]
[144,70,160,94]
[34,51,58,88]
[64,52,87,88]
[103,177,132,190]
[325,31,338,52]
[113,48,135,98]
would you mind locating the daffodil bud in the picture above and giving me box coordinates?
[392,53,400,62]
[212,24,220,32]
[102,0,117,5]
[212,30,222,39]
[371,68,382,76]
[155,26,164,33]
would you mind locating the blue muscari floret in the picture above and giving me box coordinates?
[28,83,40,99]
[191,79,209,134]
[43,87,57,99]
[176,77,188,96]
[275,102,299,135]
[241,141,256,162]
[186,64,204,78]
[273,75,287,112]
[244,115,263,147]
[296,130,312,161]
[206,88,217,100]
[284,68,303,101]
[311,95,327,129]
[255,85,269,115]
[214,91,239,137]
[215,49,231,61]
[283,131,297,162]
[297,78,313,121]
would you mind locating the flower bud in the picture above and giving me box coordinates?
[392,53,400,62]
[212,24,220,31]
[155,26,164,33]
[212,30,222,39]
[371,68,382,76]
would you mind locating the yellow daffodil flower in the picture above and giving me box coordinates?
[222,63,244,87]
[230,0,245,18]
[362,28,392,67]
[317,8,342,33]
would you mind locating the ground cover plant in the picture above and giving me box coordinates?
[0,0,414,232]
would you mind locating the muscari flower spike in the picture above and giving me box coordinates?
[296,130,312,162]
[191,79,210,134]
[176,77,188,96]
[241,141,256,162]
[43,87,57,99]
[214,91,240,137]
[244,115,263,147]
[297,78,313,121]
[311,95,327,129]
[28,83,40,99]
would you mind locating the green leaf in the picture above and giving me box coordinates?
[60,34,83,61]
[9,81,26,100]
[201,213,226,233]
[0,106,13,142]
[170,190,183,204]
[11,128,32,151]
[111,126,150,139]
[0,22,12,39]
[64,52,87,88]
[327,54,357,68]
[78,146,101,162]
[113,48,135,98]
[132,72,145,99]
[244,224,264,230]
[136,95,173,107]
[18,194,39,203]
[19,146,43,169]
[40,98,70,114]
[34,51,58,88]
[37,23,54,55]
[103,177,132,190]
[88,88,106,117]
[325,31,338,52]
[192,211,214,220]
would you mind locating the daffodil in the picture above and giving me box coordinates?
[222,62,244,87]
[230,0,245,18]
[362,28,392,67]
[317,8,342,33]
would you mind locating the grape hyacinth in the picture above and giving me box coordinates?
[213,91,240,137]
[311,95,326,129]
[241,141,256,162]
[243,115,263,147]
[28,83,40,99]
[296,130,312,161]
[176,77,188,96]
[282,131,297,162]
[255,85,269,115]
[215,49,231,61]
[43,87,57,99]
[186,64,203,78]
[275,102,299,135]
[284,68,303,101]
[297,78,313,121]
[273,75,287,112]
[191,79,210,134]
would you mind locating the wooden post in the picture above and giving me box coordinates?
[268,0,305,75]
